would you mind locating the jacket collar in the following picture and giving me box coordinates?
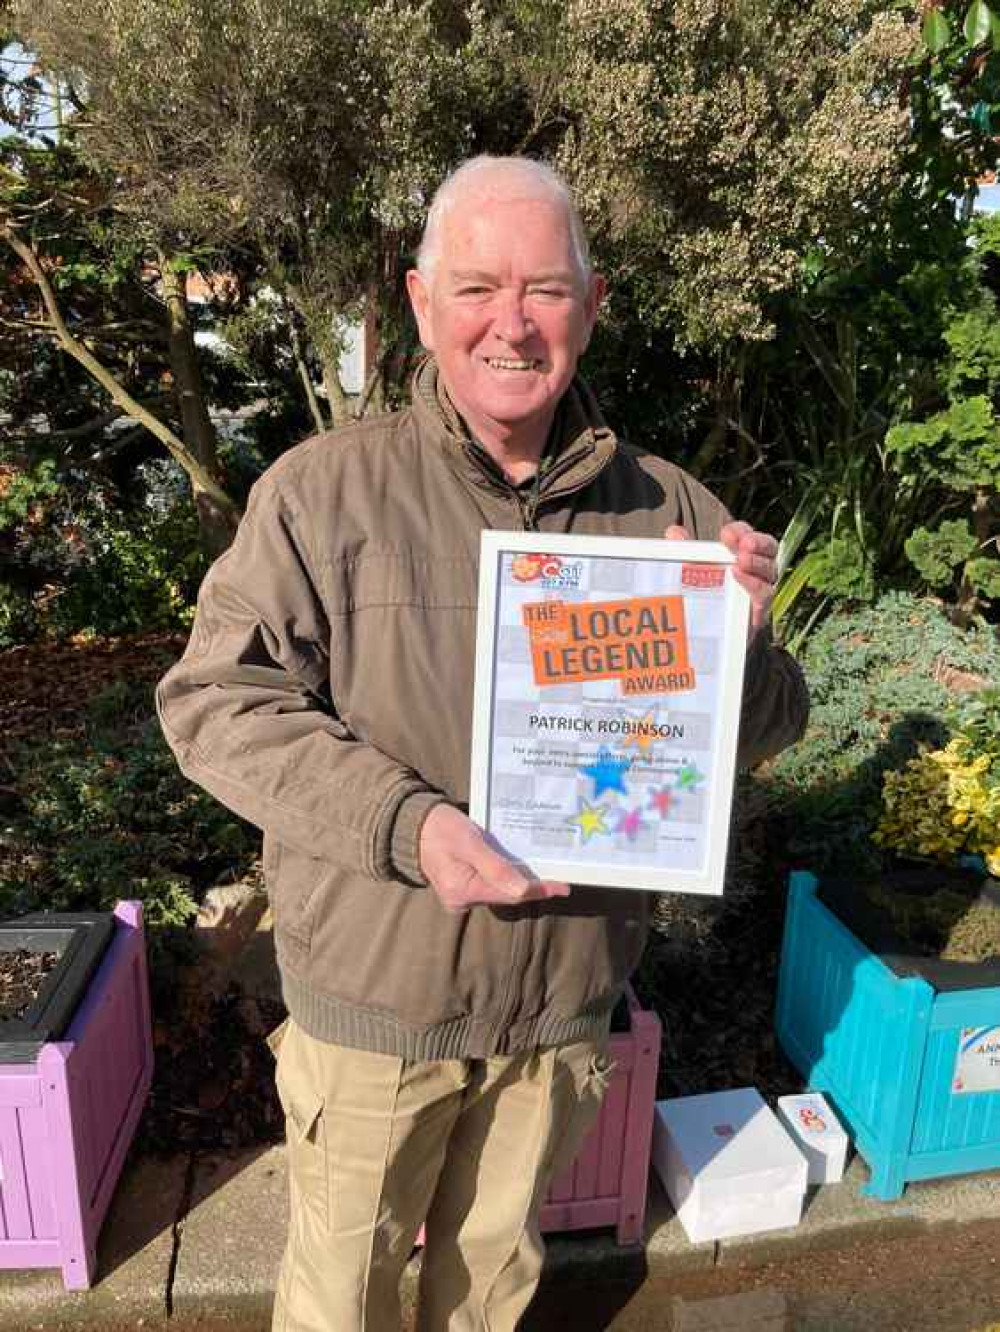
[410,356,618,505]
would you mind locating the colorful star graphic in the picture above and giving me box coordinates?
[580,746,633,797]
[617,806,646,842]
[567,798,611,843]
[676,762,705,792]
[648,786,673,818]
[621,711,660,756]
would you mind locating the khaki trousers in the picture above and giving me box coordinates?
[268,1018,611,1332]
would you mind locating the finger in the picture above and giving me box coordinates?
[525,879,571,900]
[468,841,533,899]
[663,524,691,541]
[718,521,754,558]
[735,548,777,585]
[732,570,775,603]
[721,522,777,558]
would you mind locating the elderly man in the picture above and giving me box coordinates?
[157,155,807,1332]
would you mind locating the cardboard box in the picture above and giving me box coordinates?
[652,1087,808,1244]
[777,1092,850,1184]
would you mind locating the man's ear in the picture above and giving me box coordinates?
[406,269,435,352]
[580,273,606,353]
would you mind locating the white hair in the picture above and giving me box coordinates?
[416,155,592,285]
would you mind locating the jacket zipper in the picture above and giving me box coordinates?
[492,448,595,1045]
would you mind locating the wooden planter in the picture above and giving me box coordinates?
[416,985,661,1250]
[0,902,153,1289]
[540,985,661,1244]
[776,871,1000,1201]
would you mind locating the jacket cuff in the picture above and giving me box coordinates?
[387,790,448,886]
[743,621,771,686]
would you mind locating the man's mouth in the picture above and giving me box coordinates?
[484,357,541,371]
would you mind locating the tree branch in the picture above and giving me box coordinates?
[1,222,240,523]
[4,399,173,447]
[354,337,394,420]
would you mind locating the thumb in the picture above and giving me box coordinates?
[663,524,691,541]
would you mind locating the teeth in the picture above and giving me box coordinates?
[487,358,537,370]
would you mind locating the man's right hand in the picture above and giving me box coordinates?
[419,803,571,914]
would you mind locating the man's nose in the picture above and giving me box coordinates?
[494,290,533,343]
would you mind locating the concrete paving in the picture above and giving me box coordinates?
[4,1143,999,1330]
[0,1151,187,1330]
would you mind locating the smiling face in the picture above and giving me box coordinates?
[406,192,604,471]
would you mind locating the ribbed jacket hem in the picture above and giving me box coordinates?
[280,967,616,1061]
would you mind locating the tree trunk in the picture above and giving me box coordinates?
[159,259,235,557]
[955,486,997,626]
[320,353,351,428]
[287,307,328,434]
[361,289,385,416]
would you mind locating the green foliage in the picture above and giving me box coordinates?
[766,593,1000,871]
[0,461,206,643]
[49,500,205,638]
[882,220,1000,608]
[805,532,876,602]
[874,687,1000,874]
[0,677,259,922]
[905,519,979,588]
[910,0,1000,205]
[16,0,919,362]
[967,555,1000,597]
[886,394,1000,491]
[0,580,36,649]
[0,459,59,525]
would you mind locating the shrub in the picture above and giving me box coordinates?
[874,688,1000,874]
[766,593,1000,871]
[0,677,259,924]
[0,460,206,648]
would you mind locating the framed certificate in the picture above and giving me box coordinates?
[469,532,750,895]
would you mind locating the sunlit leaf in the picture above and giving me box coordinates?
[964,0,994,47]
[923,8,951,51]
[772,550,826,625]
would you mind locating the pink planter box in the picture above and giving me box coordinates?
[417,985,661,1248]
[540,985,661,1245]
[0,901,153,1290]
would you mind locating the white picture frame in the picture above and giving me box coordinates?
[469,531,751,896]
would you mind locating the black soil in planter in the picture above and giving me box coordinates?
[819,865,1000,993]
[0,912,114,1062]
[0,949,61,1019]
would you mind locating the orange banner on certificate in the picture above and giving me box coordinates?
[521,595,695,696]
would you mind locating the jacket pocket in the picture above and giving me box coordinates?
[264,835,327,950]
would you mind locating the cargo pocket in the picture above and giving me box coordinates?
[266,1017,290,1058]
[546,1042,616,1183]
[274,1032,329,1230]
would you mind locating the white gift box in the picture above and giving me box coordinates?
[777,1092,850,1184]
[652,1087,808,1244]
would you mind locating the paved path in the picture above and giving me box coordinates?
[2,1148,998,1330]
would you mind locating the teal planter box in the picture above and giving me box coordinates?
[776,871,1000,1201]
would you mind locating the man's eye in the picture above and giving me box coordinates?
[457,286,491,297]
[531,288,570,300]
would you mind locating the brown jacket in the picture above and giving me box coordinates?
[156,360,808,1059]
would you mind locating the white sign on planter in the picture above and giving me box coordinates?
[952,1025,1000,1094]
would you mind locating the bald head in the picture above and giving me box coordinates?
[416,156,592,288]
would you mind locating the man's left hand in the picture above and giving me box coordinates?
[664,521,779,635]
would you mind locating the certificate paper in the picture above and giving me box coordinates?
[470,533,750,895]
